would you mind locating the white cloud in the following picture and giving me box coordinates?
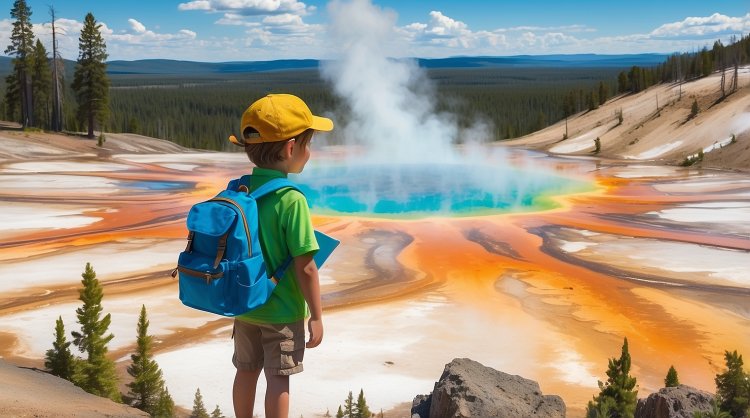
[15,17,200,61]
[178,0,313,16]
[128,18,147,34]
[263,13,303,26]
[178,0,211,10]
[398,10,749,57]
[0,19,14,50]
[650,12,750,39]
[401,11,507,52]
[215,12,260,26]
[108,21,198,45]
[503,25,596,33]
[179,29,198,38]
[259,13,322,35]
[427,11,468,37]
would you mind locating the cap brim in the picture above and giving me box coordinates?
[310,115,334,132]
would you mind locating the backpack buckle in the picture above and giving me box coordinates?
[204,273,212,284]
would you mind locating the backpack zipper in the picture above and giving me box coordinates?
[176,266,224,284]
[210,196,252,258]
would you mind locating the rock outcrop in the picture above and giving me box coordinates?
[0,359,149,418]
[635,385,715,418]
[411,358,566,418]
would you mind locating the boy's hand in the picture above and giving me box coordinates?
[306,317,323,348]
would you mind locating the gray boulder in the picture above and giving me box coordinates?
[411,358,566,418]
[635,385,715,418]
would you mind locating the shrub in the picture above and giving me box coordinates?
[690,99,699,119]
[665,365,680,387]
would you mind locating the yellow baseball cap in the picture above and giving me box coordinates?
[228,94,333,145]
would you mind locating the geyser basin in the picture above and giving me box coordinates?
[293,163,592,218]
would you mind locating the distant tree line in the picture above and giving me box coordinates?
[99,67,622,150]
[615,34,749,96]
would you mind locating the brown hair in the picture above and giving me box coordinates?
[244,129,314,167]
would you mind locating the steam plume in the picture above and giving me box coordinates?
[322,0,482,163]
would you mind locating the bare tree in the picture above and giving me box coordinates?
[730,35,741,93]
[714,40,726,99]
[49,6,64,131]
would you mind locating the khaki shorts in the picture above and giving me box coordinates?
[232,319,305,376]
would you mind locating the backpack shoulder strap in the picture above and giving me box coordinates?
[249,177,302,199]
[226,177,242,191]
[227,175,257,191]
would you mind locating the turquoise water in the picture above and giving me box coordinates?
[123,180,193,190]
[292,163,591,218]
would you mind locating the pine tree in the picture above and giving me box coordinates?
[71,262,121,402]
[617,71,628,94]
[191,388,210,418]
[210,405,225,418]
[355,389,372,418]
[586,397,616,418]
[598,81,608,106]
[586,337,638,418]
[344,391,355,418]
[336,405,345,418]
[154,387,175,418]
[4,73,21,121]
[44,316,76,380]
[587,90,598,111]
[665,365,680,387]
[5,0,35,127]
[31,38,51,129]
[72,12,109,138]
[126,305,166,415]
[715,350,750,418]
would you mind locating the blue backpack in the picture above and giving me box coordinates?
[173,176,300,316]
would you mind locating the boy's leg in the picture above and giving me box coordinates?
[264,371,290,418]
[233,368,262,418]
[259,320,305,418]
[232,320,265,418]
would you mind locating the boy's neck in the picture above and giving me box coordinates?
[257,162,290,175]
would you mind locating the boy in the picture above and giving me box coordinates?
[227,94,333,418]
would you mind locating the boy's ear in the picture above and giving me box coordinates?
[282,139,295,158]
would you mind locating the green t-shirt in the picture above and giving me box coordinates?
[237,167,319,324]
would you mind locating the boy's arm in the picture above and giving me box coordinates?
[293,253,323,348]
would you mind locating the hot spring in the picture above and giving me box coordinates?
[291,163,592,218]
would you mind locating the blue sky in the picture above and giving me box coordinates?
[2,0,748,61]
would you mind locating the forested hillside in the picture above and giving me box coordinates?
[104,67,620,150]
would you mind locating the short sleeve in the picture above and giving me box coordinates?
[281,191,319,257]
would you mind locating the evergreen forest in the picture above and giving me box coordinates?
[101,67,624,150]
